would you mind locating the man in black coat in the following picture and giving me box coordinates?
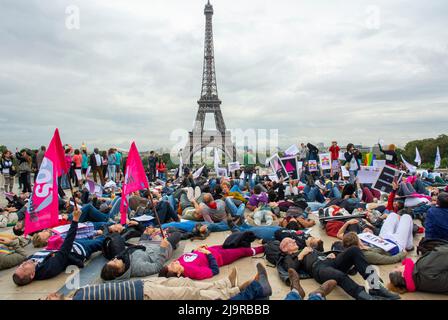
[12,209,105,286]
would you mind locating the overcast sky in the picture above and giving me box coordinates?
[1,0,447,152]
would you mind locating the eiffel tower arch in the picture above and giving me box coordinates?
[182,0,236,165]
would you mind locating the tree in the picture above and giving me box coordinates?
[401,134,448,168]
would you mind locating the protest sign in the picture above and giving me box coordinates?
[358,233,397,252]
[308,160,318,172]
[228,162,241,172]
[372,165,404,194]
[357,166,381,184]
[373,160,386,168]
[268,153,289,180]
[281,156,299,180]
[284,144,300,156]
[319,153,332,170]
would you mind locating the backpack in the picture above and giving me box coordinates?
[264,240,284,266]
[417,238,448,256]
[223,231,256,249]
[102,233,127,260]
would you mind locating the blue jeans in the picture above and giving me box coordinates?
[225,198,246,217]
[304,186,325,203]
[75,235,105,259]
[230,184,243,194]
[230,281,265,300]
[284,291,324,301]
[235,224,281,241]
[329,186,342,199]
[72,203,110,223]
[149,200,179,225]
[163,195,177,212]
[306,202,326,212]
[161,220,231,233]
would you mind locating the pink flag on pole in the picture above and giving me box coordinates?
[25,129,68,235]
[120,142,149,224]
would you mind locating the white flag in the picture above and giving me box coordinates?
[435,146,441,169]
[214,148,220,174]
[414,147,422,166]
[401,155,417,173]
[178,152,183,178]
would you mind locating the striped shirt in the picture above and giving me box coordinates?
[73,280,144,300]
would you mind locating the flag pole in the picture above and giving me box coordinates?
[146,187,166,239]
[67,174,79,211]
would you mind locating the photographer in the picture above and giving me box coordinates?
[344,144,362,184]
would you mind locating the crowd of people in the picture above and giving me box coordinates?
[1,141,448,300]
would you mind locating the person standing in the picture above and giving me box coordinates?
[0,150,15,193]
[16,149,32,193]
[344,143,362,184]
[107,149,117,182]
[329,141,342,180]
[81,149,89,180]
[157,158,167,181]
[379,143,398,168]
[298,143,308,162]
[115,149,122,182]
[148,151,157,182]
[101,151,108,180]
[89,148,105,185]
[72,149,83,188]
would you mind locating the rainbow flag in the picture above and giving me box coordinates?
[364,152,373,166]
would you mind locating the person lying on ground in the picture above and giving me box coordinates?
[388,244,448,295]
[100,232,181,281]
[12,209,105,286]
[45,264,273,301]
[0,236,28,270]
[424,192,448,241]
[339,232,407,265]
[278,237,400,300]
[159,244,265,280]
[31,221,106,248]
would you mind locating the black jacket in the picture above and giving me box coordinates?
[34,221,83,280]
[89,153,100,169]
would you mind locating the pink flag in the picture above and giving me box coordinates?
[120,142,149,224]
[25,129,68,235]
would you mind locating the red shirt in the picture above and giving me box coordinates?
[72,154,82,168]
[329,145,340,161]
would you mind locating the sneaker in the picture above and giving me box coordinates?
[194,186,201,200]
[186,187,195,202]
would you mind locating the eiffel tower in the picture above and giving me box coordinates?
[182,0,236,165]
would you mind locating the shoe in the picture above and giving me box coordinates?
[256,263,272,297]
[318,208,325,218]
[186,187,194,202]
[369,286,401,300]
[288,269,305,299]
[194,186,201,200]
[227,218,237,230]
[356,290,387,300]
[309,280,337,298]
[228,267,238,287]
